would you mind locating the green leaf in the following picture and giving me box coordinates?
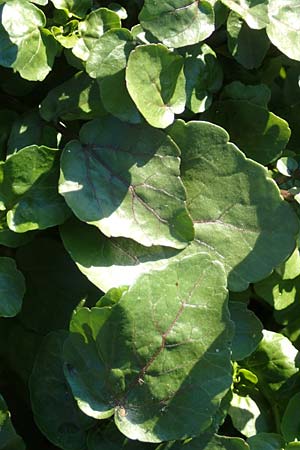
[59,117,194,248]
[85,29,141,123]
[30,330,95,450]
[242,330,299,410]
[160,434,250,449]
[7,110,58,156]
[87,421,153,450]
[16,236,100,334]
[247,433,285,450]
[60,218,180,292]
[0,212,34,248]
[220,0,269,29]
[168,120,298,291]
[126,44,186,128]
[275,247,300,280]
[40,71,106,122]
[229,391,273,437]
[281,392,300,443]
[0,257,25,318]
[208,98,291,165]
[0,145,70,232]
[276,157,298,177]
[227,12,270,69]
[72,8,121,61]
[183,43,223,113]
[63,254,233,442]
[139,0,215,48]
[50,0,92,18]
[108,3,128,20]
[0,0,58,81]
[221,82,271,107]
[229,301,263,361]
[51,20,79,49]
[254,271,300,310]
[267,0,300,62]
[0,393,25,450]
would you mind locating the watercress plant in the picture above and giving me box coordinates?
[0,1,300,449]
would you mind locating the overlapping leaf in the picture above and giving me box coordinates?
[59,116,194,248]
[0,0,58,81]
[126,44,186,128]
[0,145,70,232]
[168,120,298,291]
[60,218,180,293]
[86,29,141,123]
[139,0,215,48]
[63,254,233,442]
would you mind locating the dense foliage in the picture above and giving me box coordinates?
[1,1,300,449]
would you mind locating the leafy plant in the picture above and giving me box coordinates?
[1,1,300,449]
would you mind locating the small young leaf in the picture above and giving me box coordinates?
[126,44,186,128]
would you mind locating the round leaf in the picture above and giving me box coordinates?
[59,117,194,248]
[63,254,233,442]
[168,120,298,291]
[126,44,186,128]
[139,0,215,48]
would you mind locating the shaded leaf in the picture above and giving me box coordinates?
[281,391,300,443]
[208,99,290,165]
[16,237,100,334]
[60,218,180,293]
[59,117,194,248]
[221,82,271,107]
[0,145,70,232]
[85,29,140,123]
[242,330,299,413]
[30,330,94,450]
[0,393,25,450]
[183,43,223,113]
[229,301,263,361]
[126,44,186,128]
[0,256,25,318]
[40,71,106,122]
[247,433,285,450]
[7,110,58,156]
[229,391,273,437]
[168,120,298,291]
[139,0,215,48]
[63,254,233,442]
[227,12,270,69]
